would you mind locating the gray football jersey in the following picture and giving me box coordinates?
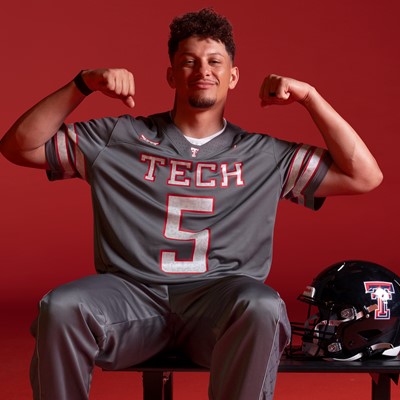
[45,112,331,283]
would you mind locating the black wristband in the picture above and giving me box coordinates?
[73,70,93,96]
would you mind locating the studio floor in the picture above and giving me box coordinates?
[2,313,399,400]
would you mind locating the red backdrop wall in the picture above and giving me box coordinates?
[1,0,398,326]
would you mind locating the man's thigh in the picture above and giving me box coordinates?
[169,276,288,365]
[34,273,175,369]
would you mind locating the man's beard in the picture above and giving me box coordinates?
[189,96,216,109]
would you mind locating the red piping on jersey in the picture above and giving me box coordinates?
[54,132,64,173]
[64,125,75,174]
[299,150,326,196]
[281,145,304,198]
[73,123,88,180]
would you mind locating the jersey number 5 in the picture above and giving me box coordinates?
[161,195,214,273]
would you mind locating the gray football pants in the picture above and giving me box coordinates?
[30,273,290,400]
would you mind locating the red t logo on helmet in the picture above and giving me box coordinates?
[364,281,395,320]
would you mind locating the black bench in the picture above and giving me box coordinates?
[117,354,400,400]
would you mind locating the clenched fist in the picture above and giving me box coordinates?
[81,68,135,108]
[259,74,314,107]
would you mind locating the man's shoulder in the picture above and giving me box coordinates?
[115,111,170,129]
[103,112,171,143]
[225,120,276,148]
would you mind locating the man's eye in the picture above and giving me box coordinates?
[210,60,221,65]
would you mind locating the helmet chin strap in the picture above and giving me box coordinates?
[339,304,378,322]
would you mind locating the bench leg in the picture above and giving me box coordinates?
[371,374,391,400]
[142,371,173,400]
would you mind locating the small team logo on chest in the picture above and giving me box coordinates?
[191,147,200,158]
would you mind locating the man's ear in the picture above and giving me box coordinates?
[229,66,239,89]
[166,67,176,88]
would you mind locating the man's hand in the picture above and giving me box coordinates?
[81,68,135,108]
[259,74,314,107]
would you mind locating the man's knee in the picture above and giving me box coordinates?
[33,283,105,339]
[203,277,288,347]
[225,277,285,323]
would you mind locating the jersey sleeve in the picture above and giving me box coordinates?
[45,116,120,182]
[274,140,332,210]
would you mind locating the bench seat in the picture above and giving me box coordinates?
[111,354,400,400]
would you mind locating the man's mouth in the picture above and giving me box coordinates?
[190,80,217,89]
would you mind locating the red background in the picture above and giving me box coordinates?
[1,0,398,345]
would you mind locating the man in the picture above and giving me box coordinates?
[0,8,382,400]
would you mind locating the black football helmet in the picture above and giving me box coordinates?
[291,260,400,360]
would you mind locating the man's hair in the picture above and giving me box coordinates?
[168,8,236,62]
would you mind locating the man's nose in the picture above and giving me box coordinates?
[196,61,211,77]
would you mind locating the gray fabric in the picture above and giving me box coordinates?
[30,273,290,400]
[45,113,330,284]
